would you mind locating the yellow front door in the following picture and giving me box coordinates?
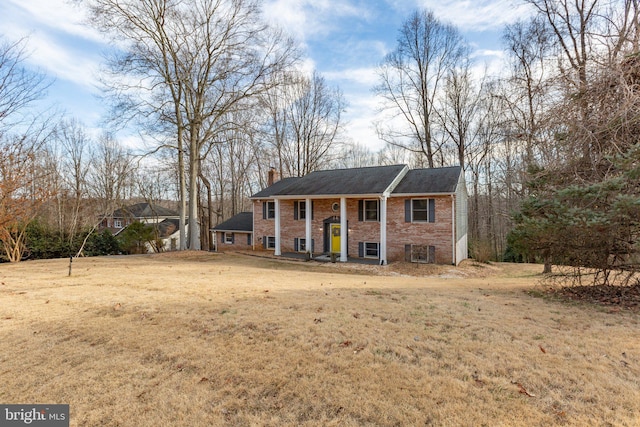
[330,224,341,253]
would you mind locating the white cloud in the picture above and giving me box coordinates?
[324,66,379,87]
[327,75,386,150]
[0,0,106,90]
[420,0,533,31]
[263,0,371,43]
[26,33,101,90]
[4,0,104,43]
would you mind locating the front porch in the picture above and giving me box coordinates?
[281,252,382,265]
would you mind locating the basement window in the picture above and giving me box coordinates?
[265,236,276,249]
[411,244,435,264]
[364,242,379,258]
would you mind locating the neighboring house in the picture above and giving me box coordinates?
[216,164,468,265]
[152,218,181,252]
[211,212,253,251]
[99,202,183,251]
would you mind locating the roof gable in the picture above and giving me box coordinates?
[392,166,462,194]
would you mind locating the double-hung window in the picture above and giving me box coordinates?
[406,198,435,223]
[412,199,429,222]
[263,201,275,219]
[294,201,306,220]
[359,199,379,222]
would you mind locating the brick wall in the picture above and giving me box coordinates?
[252,196,454,264]
[253,200,273,250]
[386,196,453,264]
[214,231,252,252]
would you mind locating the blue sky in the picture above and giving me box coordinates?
[0,0,533,151]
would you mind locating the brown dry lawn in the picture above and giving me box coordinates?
[0,252,639,426]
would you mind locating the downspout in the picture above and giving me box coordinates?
[451,194,456,265]
[379,195,387,265]
[252,200,255,251]
[380,165,409,266]
[275,199,281,256]
[305,198,312,257]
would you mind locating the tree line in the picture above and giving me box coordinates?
[1,0,639,283]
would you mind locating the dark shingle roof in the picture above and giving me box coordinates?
[392,166,462,194]
[269,165,407,197]
[113,202,178,218]
[155,218,179,238]
[251,177,300,198]
[212,212,253,232]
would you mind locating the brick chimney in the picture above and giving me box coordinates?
[267,167,279,186]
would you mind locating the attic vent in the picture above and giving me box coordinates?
[406,244,435,264]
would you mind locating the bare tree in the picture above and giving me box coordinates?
[501,17,554,171]
[333,142,377,169]
[436,57,483,169]
[261,70,345,177]
[282,71,345,176]
[88,133,134,216]
[0,135,51,261]
[524,0,640,172]
[0,35,54,261]
[54,119,92,244]
[374,9,467,168]
[0,37,49,134]
[86,0,299,250]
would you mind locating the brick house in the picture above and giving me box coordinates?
[212,212,253,251]
[215,164,468,265]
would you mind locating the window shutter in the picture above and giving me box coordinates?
[405,244,411,262]
[358,200,363,221]
[294,238,299,252]
[429,245,436,263]
[311,201,314,220]
[262,202,267,219]
[230,233,235,244]
[311,239,315,252]
[377,201,380,222]
[247,234,251,245]
[405,199,411,222]
[263,236,267,249]
[294,201,298,220]
[358,242,364,257]
[428,199,435,223]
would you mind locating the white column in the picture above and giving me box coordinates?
[340,197,347,262]
[305,198,312,254]
[274,199,281,256]
[380,196,387,265]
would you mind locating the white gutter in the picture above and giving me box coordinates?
[269,193,388,201]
